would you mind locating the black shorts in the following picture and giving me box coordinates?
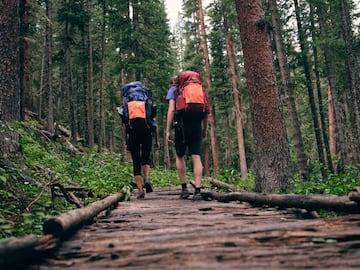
[174,116,202,157]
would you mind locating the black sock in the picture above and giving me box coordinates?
[181,183,187,190]
[195,187,201,194]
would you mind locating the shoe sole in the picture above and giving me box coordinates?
[137,193,145,199]
[144,182,153,193]
[180,192,190,199]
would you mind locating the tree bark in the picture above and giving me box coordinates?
[86,0,95,148]
[235,0,293,193]
[339,0,360,163]
[99,0,106,151]
[328,88,337,158]
[45,0,54,134]
[0,0,21,159]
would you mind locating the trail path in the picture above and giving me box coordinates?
[29,187,360,269]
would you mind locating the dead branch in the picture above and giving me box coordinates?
[24,108,39,120]
[26,188,46,212]
[51,183,84,208]
[55,123,71,138]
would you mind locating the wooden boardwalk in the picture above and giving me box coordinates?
[28,187,360,269]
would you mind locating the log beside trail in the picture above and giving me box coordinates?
[43,192,124,237]
[201,190,360,213]
[0,192,124,269]
[0,235,57,266]
[349,187,360,204]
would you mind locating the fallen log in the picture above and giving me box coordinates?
[201,191,360,214]
[0,235,57,267]
[348,187,360,204]
[43,192,124,237]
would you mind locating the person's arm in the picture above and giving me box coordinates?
[202,114,208,139]
[166,99,175,144]
[122,124,129,151]
[154,125,160,149]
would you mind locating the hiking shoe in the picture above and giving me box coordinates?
[192,192,202,201]
[180,188,190,199]
[137,192,145,199]
[144,179,153,193]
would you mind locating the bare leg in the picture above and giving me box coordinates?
[134,175,144,196]
[142,164,150,179]
[191,154,203,188]
[176,155,186,184]
[142,164,153,193]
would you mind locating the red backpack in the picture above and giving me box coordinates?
[175,71,209,118]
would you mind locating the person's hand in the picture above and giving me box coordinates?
[202,129,207,139]
[123,143,130,152]
[154,142,160,149]
[166,131,174,145]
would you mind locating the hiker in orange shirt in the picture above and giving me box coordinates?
[166,72,209,201]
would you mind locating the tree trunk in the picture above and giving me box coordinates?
[99,0,106,152]
[62,6,77,143]
[316,2,347,170]
[0,0,21,159]
[235,0,293,193]
[294,0,326,178]
[196,0,220,176]
[45,0,54,134]
[328,88,337,159]
[309,3,334,173]
[223,17,248,178]
[269,0,308,180]
[86,0,95,148]
[339,0,360,163]
[19,0,28,121]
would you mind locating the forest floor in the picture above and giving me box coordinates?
[27,186,360,270]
